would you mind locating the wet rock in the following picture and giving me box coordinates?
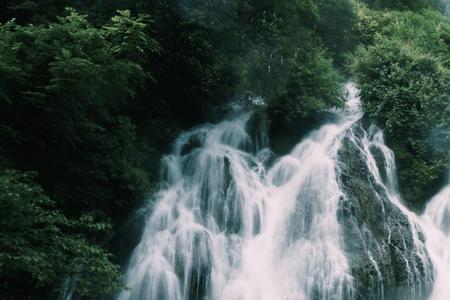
[336,122,433,300]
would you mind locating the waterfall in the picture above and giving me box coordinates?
[421,183,450,299]
[338,118,433,300]
[117,83,447,300]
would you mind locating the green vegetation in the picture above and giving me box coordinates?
[1,0,450,298]
[360,0,445,11]
[0,9,155,215]
[0,169,121,299]
[0,9,154,298]
[352,7,450,209]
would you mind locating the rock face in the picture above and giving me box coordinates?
[336,122,434,300]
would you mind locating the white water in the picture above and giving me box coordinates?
[117,83,450,300]
[346,120,434,299]
[421,183,450,299]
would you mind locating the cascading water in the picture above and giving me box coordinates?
[117,83,448,300]
[420,182,450,299]
[337,119,433,300]
[117,84,360,300]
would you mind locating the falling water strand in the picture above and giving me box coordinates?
[118,84,362,300]
[421,183,450,300]
[118,83,447,300]
[344,122,434,299]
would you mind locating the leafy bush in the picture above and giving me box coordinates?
[0,169,121,299]
[353,9,450,209]
[0,9,155,219]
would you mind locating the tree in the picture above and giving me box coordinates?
[0,169,122,299]
[0,9,155,220]
[353,9,450,209]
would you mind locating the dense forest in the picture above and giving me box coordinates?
[1,0,450,299]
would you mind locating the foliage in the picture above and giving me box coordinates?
[0,10,155,298]
[353,9,450,209]
[0,169,121,299]
[165,0,353,117]
[0,9,155,219]
[268,48,343,123]
[361,0,439,11]
[316,0,359,65]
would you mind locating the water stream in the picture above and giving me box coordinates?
[117,83,449,300]
[421,183,450,299]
